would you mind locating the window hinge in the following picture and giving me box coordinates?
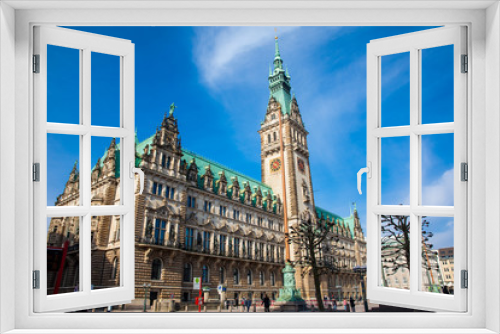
[461,54,468,73]
[33,270,40,289]
[33,54,40,73]
[461,162,468,182]
[461,269,468,289]
[33,163,40,182]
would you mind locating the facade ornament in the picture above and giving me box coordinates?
[145,219,153,238]
[217,171,228,196]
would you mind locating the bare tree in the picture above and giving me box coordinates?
[381,215,440,289]
[380,214,411,276]
[287,211,346,312]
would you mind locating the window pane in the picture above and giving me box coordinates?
[380,215,410,290]
[91,215,121,290]
[381,52,410,127]
[47,216,80,295]
[91,52,120,127]
[47,45,80,124]
[381,136,410,205]
[91,137,121,206]
[421,133,454,206]
[420,217,454,295]
[48,133,80,206]
[421,45,454,124]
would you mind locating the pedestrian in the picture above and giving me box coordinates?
[245,297,252,312]
[262,293,271,312]
[241,297,246,312]
[350,296,356,312]
[332,298,337,311]
[343,298,349,312]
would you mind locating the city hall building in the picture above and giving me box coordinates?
[46,38,367,308]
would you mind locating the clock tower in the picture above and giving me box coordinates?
[258,37,316,268]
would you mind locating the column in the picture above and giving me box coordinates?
[166,220,171,245]
[193,229,198,251]
[210,232,215,253]
[174,223,180,246]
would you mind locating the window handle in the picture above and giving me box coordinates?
[130,162,145,194]
[357,162,372,195]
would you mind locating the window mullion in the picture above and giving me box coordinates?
[409,47,420,294]
[81,48,92,294]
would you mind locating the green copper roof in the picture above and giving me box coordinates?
[315,206,355,239]
[181,148,276,204]
[269,37,292,115]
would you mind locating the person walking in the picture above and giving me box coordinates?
[262,293,271,312]
[245,297,252,312]
[241,297,246,312]
[350,296,356,312]
[332,298,338,311]
[343,298,349,312]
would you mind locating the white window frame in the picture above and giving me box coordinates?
[0,1,498,333]
[366,26,467,312]
[32,25,136,313]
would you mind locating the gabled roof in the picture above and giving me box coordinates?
[315,206,355,239]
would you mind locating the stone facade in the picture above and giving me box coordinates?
[46,38,367,307]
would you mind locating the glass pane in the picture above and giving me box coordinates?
[91,52,120,127]
[48,133,80,206]
[420,217,454,294]
[421,134,454,206]
[381,136,410,205]
[47,45,80,124]
[421,45,454,124]
[47,216,80,295]
[91,137,121,206]
[380,215,410,289]
[381,52,410,127]
[91,215,121,290]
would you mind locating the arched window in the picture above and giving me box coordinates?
[183,263,192,282]
[219,267,225,284]
[271,113,276,120]
[247,270,252,285]
[267,134,271,143]
[270,271,275,286]
[259,271,265,285]
[273,132,277,141]
[233,268,239,285]
[202,265,209,283]
[151,258,162,280]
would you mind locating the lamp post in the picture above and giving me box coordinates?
[353,265,368,312]
[143,283,151,312]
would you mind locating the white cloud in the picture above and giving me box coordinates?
[193,26,299,88]
[422,168,454,206]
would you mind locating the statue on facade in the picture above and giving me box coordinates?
[145,219,153,238]
[169,103,177,117]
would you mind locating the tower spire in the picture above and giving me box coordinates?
[274,35,281,58]
[268,33,291,114]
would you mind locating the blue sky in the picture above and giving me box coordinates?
[47,26,454,250]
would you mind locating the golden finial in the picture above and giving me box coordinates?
[274,27,278,39]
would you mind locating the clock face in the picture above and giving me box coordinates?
[297,158,305,173]
[270,158,282,172]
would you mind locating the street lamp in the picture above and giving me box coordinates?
[143,283,151,312]
[353,265,368,312]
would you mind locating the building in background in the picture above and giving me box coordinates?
[438,247,454,294]
[46,38,367,309]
